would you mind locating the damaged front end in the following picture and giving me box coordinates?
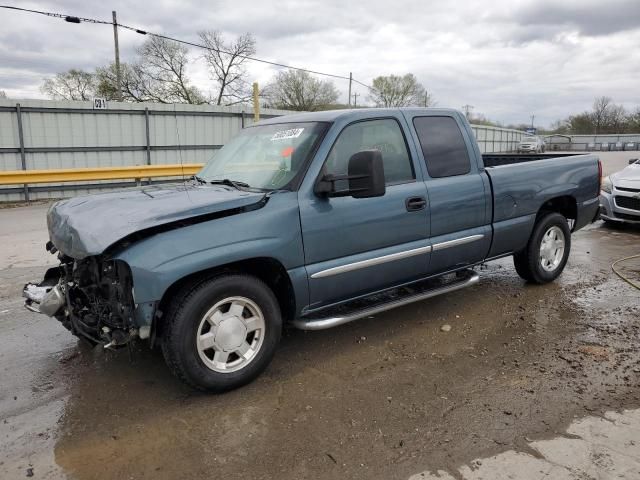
[23,244,146,348]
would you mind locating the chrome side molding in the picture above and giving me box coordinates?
[310,245,432,279]
[293,270,480,330]
[432,234,484,251]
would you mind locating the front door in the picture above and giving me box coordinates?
[299,116,430,310]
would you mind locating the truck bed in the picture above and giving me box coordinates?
[483,152,585,167]
[483,152,601,258]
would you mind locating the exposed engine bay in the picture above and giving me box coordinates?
[23,244,140,348]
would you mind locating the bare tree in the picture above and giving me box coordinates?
[628,108,640,132]
[0,90,7,99]
[591,96,612,134]
[95,63,150,102]
[198,31,256,105]
[368,74,427,107]
[136,37,205,104]
[264,70,339,111]
[607,104,627,133]
[40,69,96,100]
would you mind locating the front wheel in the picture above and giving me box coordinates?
[513,212,571,284]
[161,274,282,392]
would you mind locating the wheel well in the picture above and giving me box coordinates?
[537,196,577,222]
[156,257,296,327]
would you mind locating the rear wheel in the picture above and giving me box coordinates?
[161,274,282,392]
[513,212,571,284]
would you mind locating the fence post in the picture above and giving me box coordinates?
[16,103,29,202]
[144,107,151,165]
[241,110,245,128]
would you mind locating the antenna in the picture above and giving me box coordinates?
[172,103,191,202]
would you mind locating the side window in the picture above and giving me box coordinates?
[325,119,415,185]
[413,116,471,178]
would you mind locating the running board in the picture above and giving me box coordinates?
[292,269,479,331]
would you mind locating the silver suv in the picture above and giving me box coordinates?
[518,136,545,153]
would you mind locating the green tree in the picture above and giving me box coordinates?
[40,69,96,100]
[95,38,204,104]
[368,74,429,107]
[264,70,339,111]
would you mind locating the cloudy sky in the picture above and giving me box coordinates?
[1,0,639,126]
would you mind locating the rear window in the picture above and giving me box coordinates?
[413,116,471,178]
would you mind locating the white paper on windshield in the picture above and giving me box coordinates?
[271,128,304,141]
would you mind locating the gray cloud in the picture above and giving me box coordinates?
[0,0,639,126]
[510,0,640,37]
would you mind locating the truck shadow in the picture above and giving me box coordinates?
[51,263,559,475]
[51,242,636,479]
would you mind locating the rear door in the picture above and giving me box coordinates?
[298,115,430,310]
[404,112,492,273]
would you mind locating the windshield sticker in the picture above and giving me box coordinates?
[271,128,304,141]
[281,146,295,157]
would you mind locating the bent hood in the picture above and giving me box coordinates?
[47,183,266,259]
[612,162,640,189]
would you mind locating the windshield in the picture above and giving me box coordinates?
[198,122,328,190]
[520,137,538,143]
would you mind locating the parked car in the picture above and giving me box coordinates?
[24,108,601,392]
[517,136,545,153]
[600,158,640,224]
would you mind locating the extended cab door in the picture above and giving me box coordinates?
[298,115,430,310]
[404,111,492,273]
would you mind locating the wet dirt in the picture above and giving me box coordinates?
[1,217,639,480]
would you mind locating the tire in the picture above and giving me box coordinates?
[513,212,571,284]
[161,274,282,392]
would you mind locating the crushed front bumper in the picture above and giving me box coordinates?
[22,267,65,316]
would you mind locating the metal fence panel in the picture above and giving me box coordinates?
[0,99,527,201]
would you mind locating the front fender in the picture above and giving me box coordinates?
[114,192,305,304]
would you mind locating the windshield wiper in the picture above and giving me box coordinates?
[192,175,207,184]
[209,178,251,190]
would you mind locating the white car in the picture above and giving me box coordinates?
[600,158,640,224]
[518,136,545,153]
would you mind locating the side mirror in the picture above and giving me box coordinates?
[629,158,638,165]
[315,150,386,198]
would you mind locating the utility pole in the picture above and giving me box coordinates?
[112,11,123,102]
[530,114,535,128]
[462,104,474,119]
[253,82,260,122]
[352,92,360,108]
[348,72,353,108]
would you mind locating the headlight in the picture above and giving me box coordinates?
[601,176,612,194]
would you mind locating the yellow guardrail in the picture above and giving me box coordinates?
[0,164,204,185]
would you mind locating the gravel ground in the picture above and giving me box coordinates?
[0,152,638,480]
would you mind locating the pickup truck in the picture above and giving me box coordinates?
[24,108,601,392]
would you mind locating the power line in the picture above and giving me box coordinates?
[0,4,374,88]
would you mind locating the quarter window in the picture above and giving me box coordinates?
[324,119,415,185]
[413,116,471,178]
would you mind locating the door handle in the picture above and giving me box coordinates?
[405,196,427,212]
